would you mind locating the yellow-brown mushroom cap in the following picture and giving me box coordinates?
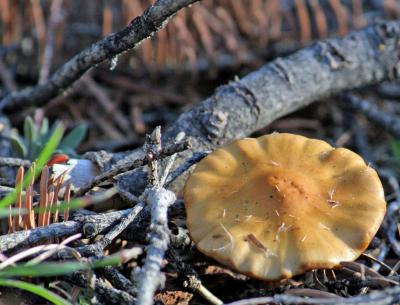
[184,133,386,280]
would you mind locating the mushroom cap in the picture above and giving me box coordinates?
[184,133,386,280]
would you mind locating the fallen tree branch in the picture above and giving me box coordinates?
[0,188,186,255]
[0,0,200,111]
[161,21,400,153]
[0,157,31,168]
[105,20,400,196]
[66,271,136,305]
[0,208,131,252]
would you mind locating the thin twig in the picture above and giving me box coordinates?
[74,138,190,197]
[66,270,136,305]
[0,205,135,253]
[78,196,146,256]
[0,177,15,187]
[184,275,223,305]
[0,157,31,168]
[165,151,208,187]
[0,0,200,111]
[99,266,134,294]
[93,20,400,196]
[135,127,177,305]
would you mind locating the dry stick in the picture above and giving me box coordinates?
[66,271,135,305]
[99,266,134,294]
[0,157,31,168]
[51,193,144,300]
[73,155,159,295]
[78,194,146,256]
[183,275,223,305]
[135,127,177,305]
[165,151,208,187]
[161,21,400,154]
[0,137,190,253]
[0,0,200,111]
[0,177,15,187]
[3,19,400,198]
[58,188,138,296]
[0,220,81,253]
[74,139,190,197]
[39,0,63,84]
[95,20,400,195]
[0,206,140,253]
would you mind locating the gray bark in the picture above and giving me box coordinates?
[109,20,400,194]
[162,21,400,152]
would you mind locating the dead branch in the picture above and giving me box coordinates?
[3,19,400,254]
[0,208,131,253]
[101,20,400,196]
[0,157,31,168]
[134,127,177,305]
[77,200,146,257]
[0,130,188,253]
[66,271,136,305]
[0,0,200,111]
[162,21,400,154]
[74,138,190,197]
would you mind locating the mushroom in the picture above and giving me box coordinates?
[183,133,386,280]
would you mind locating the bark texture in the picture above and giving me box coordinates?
[162,21,400,153]
[109,20,400,194]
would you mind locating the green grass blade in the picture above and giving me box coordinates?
[0,279,72,305]
[0,255,121,278]
[0,124,64,209]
